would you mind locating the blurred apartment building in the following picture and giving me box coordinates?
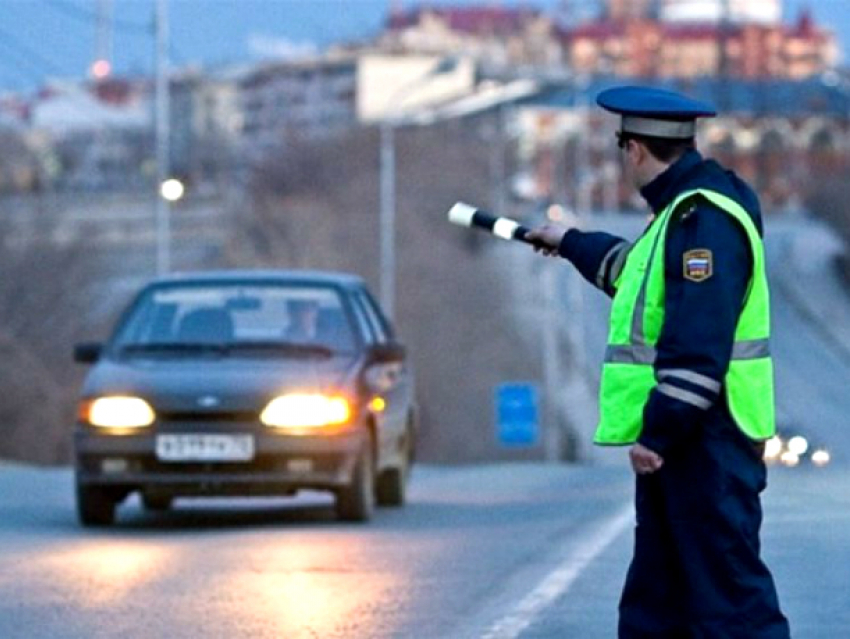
[383,0,837,79]
[381,4,564,70]
[380,2,848,213]
[238,56,357,154]
[568,0,838,79]
[0,49,475,194]
[169,69,242,188]
[0,0,845,202]
[517,76,850,214]
[27,78,152,192]
[0,56,360,193]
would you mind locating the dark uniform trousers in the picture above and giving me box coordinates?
[617,405,791,639]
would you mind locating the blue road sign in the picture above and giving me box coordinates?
[496,383,539,447]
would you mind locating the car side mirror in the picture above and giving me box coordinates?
[74,342,103,364]
[369,341,406,363]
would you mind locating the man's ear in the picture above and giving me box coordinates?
[629,140,647,166]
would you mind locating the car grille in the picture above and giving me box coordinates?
[157,410,259,423]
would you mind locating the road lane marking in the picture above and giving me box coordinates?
[481,503,633,639]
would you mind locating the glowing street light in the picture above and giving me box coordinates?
[91,59,112,80]
[160,178,185,202]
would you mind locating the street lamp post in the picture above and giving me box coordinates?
[154,0,171,275]
[378,57,459,319]
[379,120,397,319]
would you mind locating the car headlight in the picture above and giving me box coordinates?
[261,393,351,431]
[81,396,156,429]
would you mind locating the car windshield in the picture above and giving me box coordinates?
[112,283,358,357]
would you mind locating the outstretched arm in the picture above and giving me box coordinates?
[526,223,631,297]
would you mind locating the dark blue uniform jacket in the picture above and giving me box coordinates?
[558,149,763,455]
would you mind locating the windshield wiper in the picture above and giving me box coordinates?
[120,342,228,356]
[225,341,335,358]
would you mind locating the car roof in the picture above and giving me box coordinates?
[147,269,367,290]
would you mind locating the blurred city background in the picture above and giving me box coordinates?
[2,0,850,465]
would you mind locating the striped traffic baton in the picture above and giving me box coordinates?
[447,202,546,249]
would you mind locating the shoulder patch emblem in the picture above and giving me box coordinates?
[683,249,713,282]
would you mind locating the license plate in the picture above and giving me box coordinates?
[155,434,255,462]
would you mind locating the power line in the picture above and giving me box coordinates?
[2,0,190,97]
[44,0,152,35]
[0,25,129,127]
[43,1,185,68]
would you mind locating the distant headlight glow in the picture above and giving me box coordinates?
[787,435,809,456]
[84,396,156,429]
[261,393,351,430]
[780,450,800,467]
[764,436,783,460]
[811,449,831,467]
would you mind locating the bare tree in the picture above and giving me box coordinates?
[0,129,39,194]
[0,213,105,463]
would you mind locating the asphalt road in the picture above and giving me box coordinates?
[0,461,847,638]
[1,214,848,638]
[0,463,634,639]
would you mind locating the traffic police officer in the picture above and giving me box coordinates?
[527,86,791,638]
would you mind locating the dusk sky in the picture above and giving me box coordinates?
[1,0,848,91]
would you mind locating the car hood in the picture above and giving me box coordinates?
[81,355,361,412]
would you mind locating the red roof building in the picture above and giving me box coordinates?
[561,9,838,79]
[388,6,541,34]
[381,4,837,80]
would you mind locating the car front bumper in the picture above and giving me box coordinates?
[74,424,366,496]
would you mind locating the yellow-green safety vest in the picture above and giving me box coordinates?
[594,188,775,445]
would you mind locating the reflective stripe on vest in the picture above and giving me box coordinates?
[605,339,770,365]
[594,188,776,445]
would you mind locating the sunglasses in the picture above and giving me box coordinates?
[616,133,631,150]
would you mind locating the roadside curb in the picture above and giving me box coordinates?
[0,460,29,469]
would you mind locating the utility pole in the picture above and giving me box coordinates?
[541,251,561,462]
[489,105,506,218]
[563,77,592,460]
[379,120,396,318]
[717,0,732,111]
[378,57,459,319]
[155,0,171,275]
[92,0,113,79]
